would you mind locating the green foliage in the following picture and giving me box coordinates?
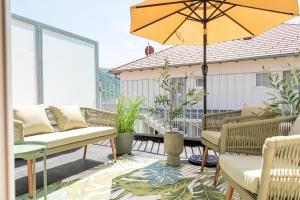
[110,160,225,200]
[263,64,300,116]
[116,95,142,133]
[149,59,205,132]
[192,182,225,200]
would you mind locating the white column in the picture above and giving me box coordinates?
[0,0,14,199]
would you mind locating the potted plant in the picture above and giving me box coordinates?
[150,59,205,166]
[264,64,300,116]
[115,95,142,155]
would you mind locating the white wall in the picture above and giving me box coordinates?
[119,56,300,110]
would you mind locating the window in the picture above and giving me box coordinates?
[196,78,203,88]
[256,73,270,87]
[283,70,300,79]
[283,70,300,89]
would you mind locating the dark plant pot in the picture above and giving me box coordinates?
[115,133,134,155]
[164,132,184,167]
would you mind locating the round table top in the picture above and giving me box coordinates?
[14,144,46,158]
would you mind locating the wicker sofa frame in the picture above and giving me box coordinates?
[14,107,117,197]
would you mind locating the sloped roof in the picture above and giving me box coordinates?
[110,24,300,75]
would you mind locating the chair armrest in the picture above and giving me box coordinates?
[83,107,117,127]
[202,110,241,131]
[219,116,297,155]
[258,135,300,199]
[14,119,24,142]
[222,112,278,124]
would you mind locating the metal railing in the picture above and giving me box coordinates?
[101,71,287,139]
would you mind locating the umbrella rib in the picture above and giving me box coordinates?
[135,0,199,9]
[207,0,227,20]
[132,1,200,33]
[183,2,203,21]
[208,5,235,22]
[163,2,203,44]
[209,0,296,16]
[177,12,202,22]
[208,1,254,36]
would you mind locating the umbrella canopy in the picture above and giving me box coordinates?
[130,0,299,45]
[130,0,299,114]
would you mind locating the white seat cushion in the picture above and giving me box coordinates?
[25,127,116,148]
[201,130,221,145]
[220,154,262,194]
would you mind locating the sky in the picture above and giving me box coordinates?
[11,0,300,69]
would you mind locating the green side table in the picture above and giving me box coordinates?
[14,141,48,200]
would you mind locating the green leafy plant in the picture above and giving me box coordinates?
[263,64,300,116]
[149,59,205,133]
[116,95,142,133]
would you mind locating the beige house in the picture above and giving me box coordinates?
[111,24,300,112]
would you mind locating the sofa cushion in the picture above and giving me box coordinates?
[49,105,88,131]
[241,105,263,116]
[14,105,54,136]
[289,114,300,136]
[25,127,116,148]
[201,130,221,146]
[220,154,262,194]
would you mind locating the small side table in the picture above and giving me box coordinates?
[14,141,48,200]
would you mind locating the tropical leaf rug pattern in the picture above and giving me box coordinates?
[17,156,239,200]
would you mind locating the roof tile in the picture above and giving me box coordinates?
[111,24,300,74]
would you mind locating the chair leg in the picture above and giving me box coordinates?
[83,145,87,159]
[201,146,208,172]
[27,160,33,198]
[225,185,234,200]
[110,139,117,161]
[213,160,220,187]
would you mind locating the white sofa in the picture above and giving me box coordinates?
[14,106,117,197]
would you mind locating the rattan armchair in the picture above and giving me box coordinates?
[219,116,298,200]
[200,110,277,186]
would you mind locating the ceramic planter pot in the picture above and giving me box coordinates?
[115,133,134,155]
[164,132,184,167]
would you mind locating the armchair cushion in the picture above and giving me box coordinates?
[220,154,262,194]
[288,114,300,136]
[25,127,116,148]
[241,105,263,116]
[201,130,221,145]
[14,105,54,136]
[50,105,88,131]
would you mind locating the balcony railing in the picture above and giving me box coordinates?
[100,71,286,139]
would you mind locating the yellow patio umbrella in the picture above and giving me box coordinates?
[130,0,299,114]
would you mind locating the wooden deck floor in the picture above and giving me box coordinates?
[98,138,208,159]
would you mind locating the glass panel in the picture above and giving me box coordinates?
[11,19,37,105]
[171,78,186,106]
[256,73,270,87]
[42,29,97,107]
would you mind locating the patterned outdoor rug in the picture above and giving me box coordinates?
[17,156,239,200]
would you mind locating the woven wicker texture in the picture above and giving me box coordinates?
[13,119,24,142]
[220,116,297,155]
[259,135,300,200]
[201,110,242,131]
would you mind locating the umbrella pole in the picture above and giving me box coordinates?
[188,0,217,167]
[202,0,208,115]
